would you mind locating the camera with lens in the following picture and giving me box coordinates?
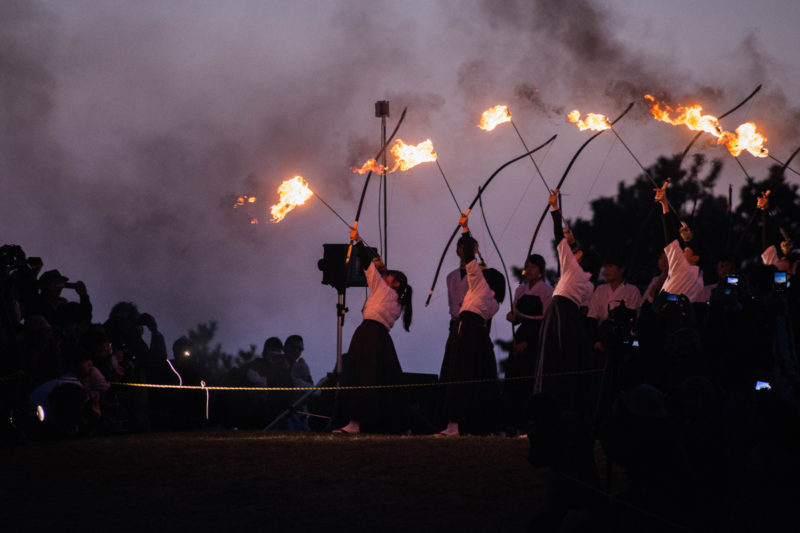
[600,300,637,352]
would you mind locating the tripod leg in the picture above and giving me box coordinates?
[264,376,329,430]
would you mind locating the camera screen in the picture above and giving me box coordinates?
[774,271,787,284]
[755,381,771,391]
[726,276,738,286]
[666,293,678,302]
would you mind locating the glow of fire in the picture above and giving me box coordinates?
[350,158,387,175]
[478,105,512,132]
[389,139,437,171]
[233,195,257,208]
[567,110,611,131]
[270,176,314,223]
[644,95,768,158]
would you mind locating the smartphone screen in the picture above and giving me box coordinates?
[755,381,771,390]
[726,276,739,286]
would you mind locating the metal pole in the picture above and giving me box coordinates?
[375,100,390,264]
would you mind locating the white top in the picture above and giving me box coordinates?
[513,280,553,320]
[661,239,704,302]
[553,238,594,308]
[459,259,500,321]
[587,282,642,322]
[762,245,779,266]
[446,267,469,319]
[362,262,402,330]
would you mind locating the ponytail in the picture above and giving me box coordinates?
[388,270,413,331]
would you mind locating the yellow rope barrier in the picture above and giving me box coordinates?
[112,368,605,392]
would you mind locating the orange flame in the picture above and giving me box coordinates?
[233,195,257,208]
[478,105,512,131]
[567,110,611,131]
[389,139,437,171]
[350,158,388,175]
[270,176,313,223]
[644,95,768,158]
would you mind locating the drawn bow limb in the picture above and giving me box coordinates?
[425,133,558,306]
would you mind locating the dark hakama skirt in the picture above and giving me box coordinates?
[536,295,594,419]
[440,311,500,434]
[502,318,543,432]
[341,319,404,432]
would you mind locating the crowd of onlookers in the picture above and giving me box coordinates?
[0,244,318,439]
[3,227,800,529]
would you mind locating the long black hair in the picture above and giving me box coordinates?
[388,269,413,331]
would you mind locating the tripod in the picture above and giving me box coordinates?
[265,287,348,430]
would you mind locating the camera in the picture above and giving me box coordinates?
[64,282,79,289]
[755,380,771,391]
[726,275,739,286]
[666,293,678,302]
[774,271,788,292]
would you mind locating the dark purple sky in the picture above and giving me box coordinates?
[3,0,798,378]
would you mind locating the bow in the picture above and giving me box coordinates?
[478,191,514,337]
[425,133,557,306]
[346,107,408,263]
[523,102,634,263]
[628,84,763,277]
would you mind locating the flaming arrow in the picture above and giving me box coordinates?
[627,85,764,277]
[523,102,634,266]
[479,105,552,193]
[346,106,408,264]
[425,133,557,306]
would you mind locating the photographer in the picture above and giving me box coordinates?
[29,269,92,330]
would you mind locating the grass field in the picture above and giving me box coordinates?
[3,431,551,532]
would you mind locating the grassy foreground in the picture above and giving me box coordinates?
[3,431,548,532]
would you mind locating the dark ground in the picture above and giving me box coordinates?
[3,431,558,532]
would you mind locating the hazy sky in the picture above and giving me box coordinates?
[3,0,799,378]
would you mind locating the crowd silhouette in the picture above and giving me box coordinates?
[2,180,800,530]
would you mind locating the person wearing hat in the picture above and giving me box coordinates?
[438,212,505,436]
[30,269,92,329]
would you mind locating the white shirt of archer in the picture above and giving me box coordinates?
[446,267,469,320]
[587,282,642,322]
[459,259,500,321]
[362,262,402,331]
[553,238,594,308]
[661,239,704,302]
[762,245,780,266]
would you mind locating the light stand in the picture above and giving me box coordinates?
[376,101,390,263]
[265,244,373,430]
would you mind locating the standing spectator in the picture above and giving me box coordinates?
[503,254,552,436]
